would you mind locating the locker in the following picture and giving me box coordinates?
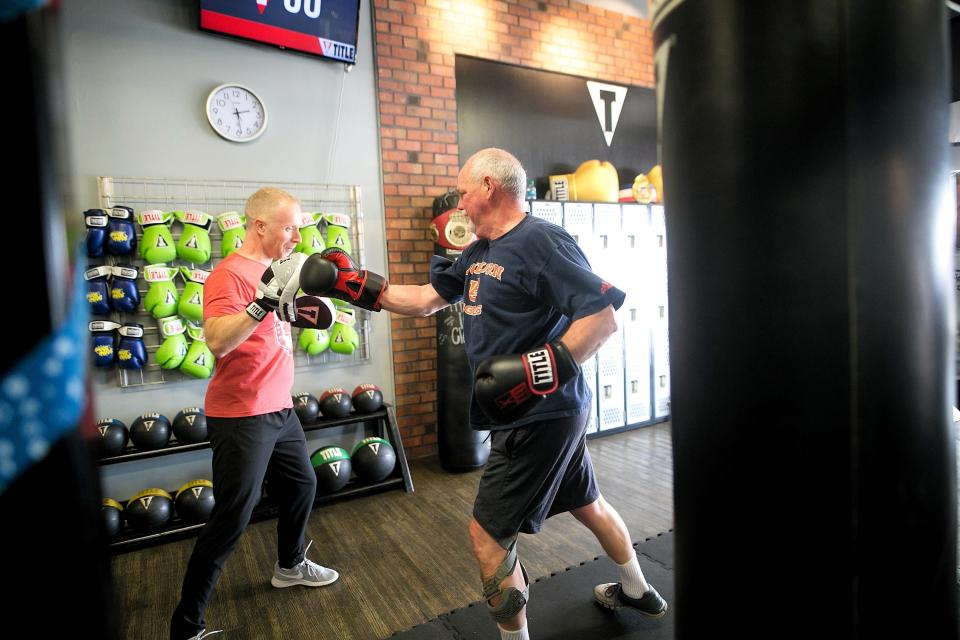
[580,355,599,434]
[530,200,562,225]
[562,202,596,257]
[625,347,652,424]
[597,335,627,430]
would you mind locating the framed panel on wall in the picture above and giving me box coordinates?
[455,55,657,196]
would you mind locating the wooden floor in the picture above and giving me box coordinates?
[109,422,675,639]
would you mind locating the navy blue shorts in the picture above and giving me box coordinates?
[473,408,599,541]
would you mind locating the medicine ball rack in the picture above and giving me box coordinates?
[103,404,413,553]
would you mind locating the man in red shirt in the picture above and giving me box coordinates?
[170,188,338,640]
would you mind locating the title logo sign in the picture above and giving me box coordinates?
[586,81,628,147]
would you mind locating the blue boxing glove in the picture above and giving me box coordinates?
[117,323,147,370]
[84,265,112,316]
[84,209,109,258]
[107,206,137,256]
[109,265,140,313]
[90,320,121,369]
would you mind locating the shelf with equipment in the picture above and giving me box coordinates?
[106,404,414,554]
[91,176,373,390]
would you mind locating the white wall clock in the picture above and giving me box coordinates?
[205,83,268,143]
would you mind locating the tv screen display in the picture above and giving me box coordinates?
[200,0,360,64]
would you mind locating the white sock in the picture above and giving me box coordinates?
[617,553,650,599]
[498,622,529,640]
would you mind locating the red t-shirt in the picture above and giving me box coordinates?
[203,252,295,418]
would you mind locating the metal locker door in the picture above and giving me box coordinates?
[591,203,622,286]
[562,202,597,260]
[530,200,562,226]
[580,355,599,434]
[597,331,627,430]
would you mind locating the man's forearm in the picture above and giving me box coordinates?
[559,305,618,363]
[205,312,260,358]
[379,283,449,317]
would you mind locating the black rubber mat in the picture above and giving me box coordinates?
[391,531,674,640]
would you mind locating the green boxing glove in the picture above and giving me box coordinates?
[299,328,331,355]
[296,212,326,256]
[216,211,246,258]
[180,322,215,379]
[138,210,177,263]
[329,308,360,355]
[323,212,352,254]
[155,315,189,369]
[143,264,181,319]
[174,210,213,264]
[178,267,209,324]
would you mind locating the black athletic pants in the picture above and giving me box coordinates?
[170,408,317,639]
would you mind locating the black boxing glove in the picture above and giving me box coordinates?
[474,340,581,425]
[300,248,388,312]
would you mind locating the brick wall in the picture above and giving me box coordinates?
[374,0,655,457]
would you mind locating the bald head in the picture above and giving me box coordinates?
[463,148,526,204]
[244,187,300,226]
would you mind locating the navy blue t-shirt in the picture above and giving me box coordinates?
[430,214,626,430]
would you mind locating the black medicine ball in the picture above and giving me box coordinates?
[351,384,383,413]
[175,479,215,524]
[172,407,207,443]
[310,446,352,494]
[129,413,171,450]
[102,498,124,538]
[294,392,320,424]
[125,488,173,531]
[319,388,352,419]
[96,418,129,457]
[351,437,396,482]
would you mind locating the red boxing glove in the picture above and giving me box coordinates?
[301,248,388,312]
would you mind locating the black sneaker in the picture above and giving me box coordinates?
[594,582,668,618]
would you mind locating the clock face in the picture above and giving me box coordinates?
[206,84,268,143]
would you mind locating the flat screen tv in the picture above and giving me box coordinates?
[200,0,361,64]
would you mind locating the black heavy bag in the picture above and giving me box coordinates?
[653,2,957,639]
[432,191,488,471]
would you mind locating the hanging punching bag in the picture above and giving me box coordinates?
[654,1,957,638]
[432,191,489,471]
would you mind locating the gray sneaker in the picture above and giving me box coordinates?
[186,630,223,640]
[594,582,668,618]
[271,541,339,588]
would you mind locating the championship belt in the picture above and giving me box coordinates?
[430,208,477,250]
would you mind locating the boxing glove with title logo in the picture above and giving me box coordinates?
[138,210,177,263]
[107,206,137,255]
[84,209,109,258]
[117,323,147,370]
[85,266,112,316]
[296,212,326,256]
[156,316,189,369]
[109,265,140,313]
[179,267,209,324]
[175,210,213,264]
[180,322,215,379]
[143,264,180,319]
[216,211,246,258]
[90,320,121,368]
[474,340,581,425]
[549,160,619,203]
[323,212,352,254]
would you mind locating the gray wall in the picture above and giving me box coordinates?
[60,0,391,499]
